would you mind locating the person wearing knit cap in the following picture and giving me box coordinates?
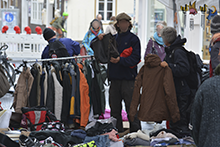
[41,28,80,59]
[210,15,220,76]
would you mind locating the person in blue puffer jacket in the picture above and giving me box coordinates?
[82,19,103,55]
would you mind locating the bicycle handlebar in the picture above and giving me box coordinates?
[0,45,8,52]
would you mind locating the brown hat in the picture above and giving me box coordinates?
[116,12,131,21]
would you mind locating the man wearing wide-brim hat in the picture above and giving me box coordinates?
[98,12,141,133]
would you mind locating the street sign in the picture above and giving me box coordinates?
[0,9,19,33]
[5,13,14,22]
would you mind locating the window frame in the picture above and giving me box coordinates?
[31,0,43,25]
[96,0,116,22]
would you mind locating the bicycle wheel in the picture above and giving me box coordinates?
[2,63,15,86]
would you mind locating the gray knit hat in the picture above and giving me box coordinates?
[211,15,220,34]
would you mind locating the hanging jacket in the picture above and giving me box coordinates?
[90,33,119,64]
[40,71,45,106]
[91,60,105,115]
[129,54,180,123]
[46,66,55,113]
[85,60,92,103]
[51,61,62,84]
[51,66,63,120]
[69,64,77,118]
[61,66,72,123]
[74,63,81,117]
[13,67,34,113]
[75,63,90,127]
[44,68,48,105]
[29,63,42,107]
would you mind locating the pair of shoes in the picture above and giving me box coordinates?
[19,135,41,147]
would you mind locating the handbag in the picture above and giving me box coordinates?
[150,37,159,55]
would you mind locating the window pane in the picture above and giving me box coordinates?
[38,4,42,20]
[33,3,37,19]
[107,0,112,1]
[107,12,112,20]
[99,3,104,11]
[34,11,37,19]
[107,3,112,11]
[99,0,104,1]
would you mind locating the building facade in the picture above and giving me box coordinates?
[0,0,65,34]
[65,0,139,42]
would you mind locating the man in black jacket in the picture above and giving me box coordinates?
[161,27,191,137]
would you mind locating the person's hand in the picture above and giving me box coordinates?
[98,33,105,40]
[160,61,168,68]
[110,57,120,63]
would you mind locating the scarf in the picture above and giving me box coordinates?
[153,32,164,45]
[90,27,101,36]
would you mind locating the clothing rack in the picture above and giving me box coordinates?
[19,55,93,63]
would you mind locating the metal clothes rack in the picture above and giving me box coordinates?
[20,55,93,63]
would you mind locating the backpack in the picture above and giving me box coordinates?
[50,17,58,25]
[171,47,202,90]
[48,39,70,58]
[21,106,57,131]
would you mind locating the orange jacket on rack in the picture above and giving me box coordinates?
[76,63,90,127]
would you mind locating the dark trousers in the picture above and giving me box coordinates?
[109,80,141,133]
[170,95,191,138]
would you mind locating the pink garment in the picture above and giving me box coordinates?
[99,109,128,121]
[102,129,119,142]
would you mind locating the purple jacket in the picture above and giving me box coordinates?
[144,38,166,61]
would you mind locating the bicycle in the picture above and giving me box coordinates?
[0,44,16,87]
